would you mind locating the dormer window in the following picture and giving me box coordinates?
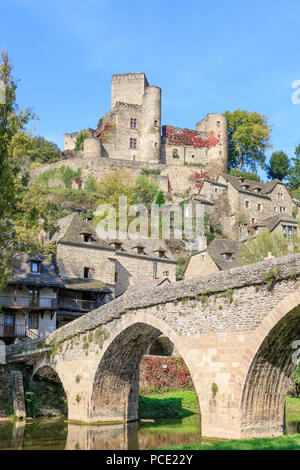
[158,250,165,259]
[224,253,232,261]
[31,261,40,273]
[256,188,261,194]
[242,185,250,191]
[133,243,145,255]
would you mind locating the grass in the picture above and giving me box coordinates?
[157,434,300,450]
[286,396,300,423]
[138,390,199,419]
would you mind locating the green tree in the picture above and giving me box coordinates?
[266,151,290,181]
[155,190,166,206]
[237,229,300,266]
[59,165,82,188]
[292,362,300,396]
[287,145,300,190]
[85,174,97,194]
[229,168,261,182]
[75,132,88,151]
[134,176,159,204]
[0,50,57,287]
[225,110,272,171]
[28,135,61,164]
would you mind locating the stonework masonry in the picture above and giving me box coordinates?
[6,253,300,439]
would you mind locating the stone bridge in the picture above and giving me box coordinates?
[7,254,300,439]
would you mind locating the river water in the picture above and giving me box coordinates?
[0,415,299,450]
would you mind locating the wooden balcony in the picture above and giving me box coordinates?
[0,295,56,309]
[56,298,97,312]
[0,324,39,340]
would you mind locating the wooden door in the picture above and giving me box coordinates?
[4,314,14,337]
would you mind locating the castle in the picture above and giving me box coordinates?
[63,72,228,179]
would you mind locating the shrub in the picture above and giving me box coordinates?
[59,165,82,189]
[85,174,97,193]
[75,132,88,151]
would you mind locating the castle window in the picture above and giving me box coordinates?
[192,155,195,158]
[154,120,158,127]
[130,118,137,129]
[130,138,137,149]
[219,151,222,156]
[214,188,218,193]
[245,200,249,209]
[84,267,90,279]
[83,233,91,243]
[274,206,277,211]
[172,149,179,159]
[155,142,157,148]
[257,203,262,211]
[217,121,220,127]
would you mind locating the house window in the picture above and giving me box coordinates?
[192,155,195,159]
[28,314,38,329]
[154,120,158,127]
[130,138,137,149]
[83,234,91,243]
[278,193,283,199]
[31,261,40,273]
[115,271,118,282]
[130,118,137,129]
[280,206,286,212]
[137,247,144,255]
[214,188,218,193]
[225,253,232,260]
[274,206,277,211]
[84,267,90,279]
[242,185,250,191]
[158,250,165,259]
[163,271,169,276]
[29,289,39,305]
[257,203,262,211]
[245,200,249,209]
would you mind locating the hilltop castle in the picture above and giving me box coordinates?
[63,72,228,179]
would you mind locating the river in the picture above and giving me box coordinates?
[0,415,299,450]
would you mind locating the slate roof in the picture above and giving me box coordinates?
[60,277,111,293]
[219,174,274,200]
[49,213,113,250]
[253,214,298,232]
[9,254,63,287]
[117,278,170,298]
[207,238,241,270]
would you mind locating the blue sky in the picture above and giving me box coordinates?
[1,0,300,179]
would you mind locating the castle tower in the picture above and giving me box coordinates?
[196,113,228,178]
[111,73,149,107]
[140,86,161,163]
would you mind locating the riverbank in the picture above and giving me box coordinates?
[138,390,199,419]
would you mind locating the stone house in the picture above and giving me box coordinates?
[199,174,300,240]
[184,238,241,280]
[0,254,61,344]
[252,214,298,237]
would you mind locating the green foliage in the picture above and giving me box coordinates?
[85,174,97,193]
[292,363,300,395]
[267,151,290,181]
[262,267,282,286]
[28,135,61,164]
[25,391,40,416]
[229,168,261,182]
[205,232,215,245]
[0,49,57,288]
[37,168,58,185]
[211,383,218,397]
[225,110,272,171]
[237,229,300,266]
[176,257,188,280]
[134,176,159,204]
[58,165,82,188]
[141,168,161,176]
[155,190,166,206]
[75,132,88,151]
[287,145,300,190]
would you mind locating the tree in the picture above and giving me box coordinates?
[266,151,290,181]
[134,176,159,204]
[155,190,166,206]
[225,110,272,171]
[59,165,82,188]
[287,144,300,190]
[237,229,300,266]
[229,168,261,182]
[28,135,61,164]
[292,362,300,396]
[0,50,57,287]
[85,174,97,194]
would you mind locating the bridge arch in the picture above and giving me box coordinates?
[89,311,200,423]
[240,289,300,437]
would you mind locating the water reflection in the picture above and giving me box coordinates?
[0,415,201,450]
[0,415,298,450]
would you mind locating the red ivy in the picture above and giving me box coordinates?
[98,123,114,142]
[140,357,194,393]
[162,126,219,148]
[74,177,83,189]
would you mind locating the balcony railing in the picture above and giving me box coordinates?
[0,295,56,309]
[56,298,97,312]
[0,324,39,339]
